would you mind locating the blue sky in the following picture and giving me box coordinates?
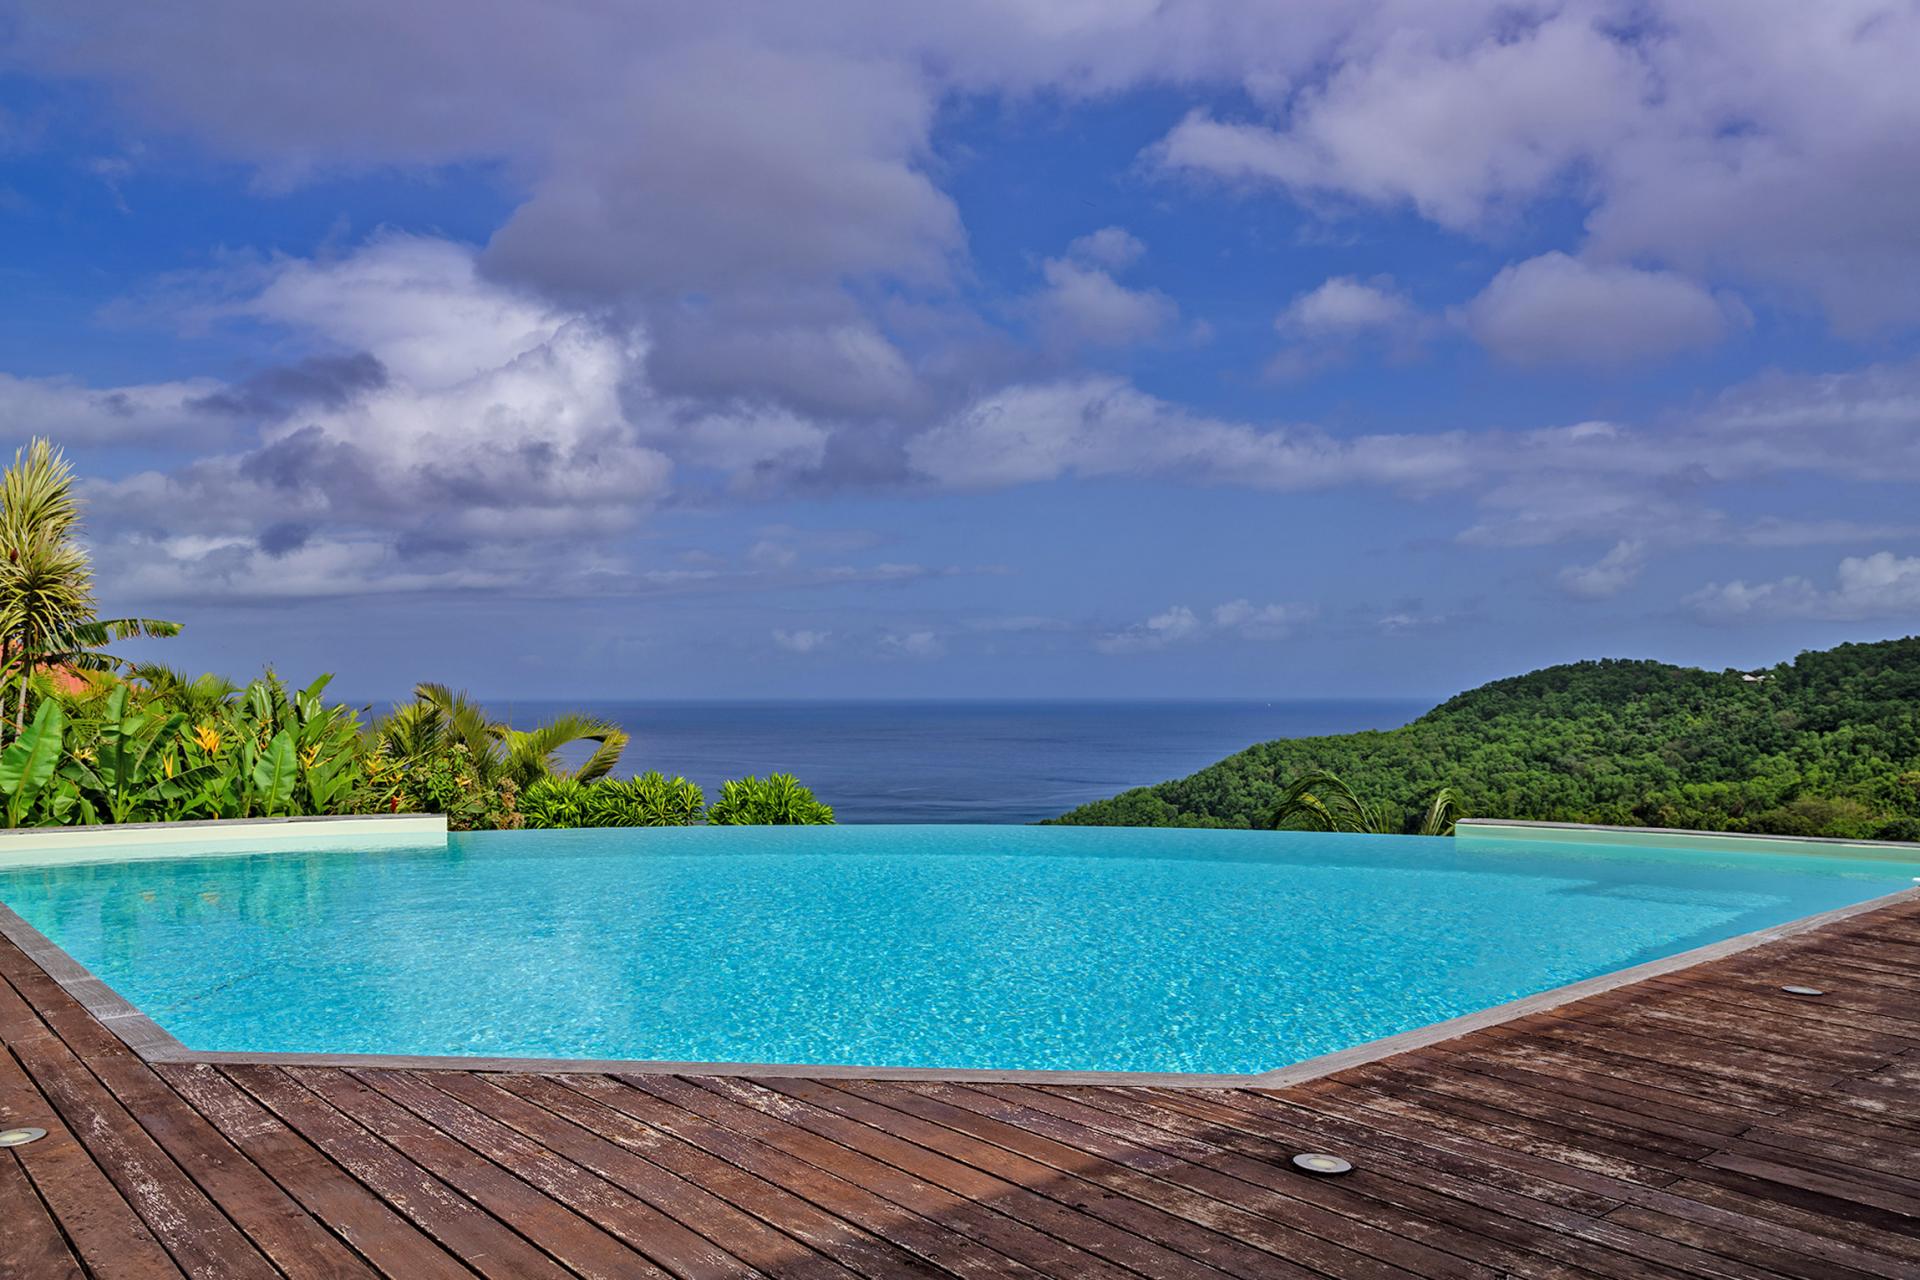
[4,2,1919,700]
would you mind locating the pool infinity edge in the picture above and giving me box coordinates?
[2,884,1911,1090]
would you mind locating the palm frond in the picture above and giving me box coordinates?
[1416,787,1464,836]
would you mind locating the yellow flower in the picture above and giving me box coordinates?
[192,723,223,754]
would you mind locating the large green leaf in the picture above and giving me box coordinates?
[251,729,298,815]
[0,700,64,826]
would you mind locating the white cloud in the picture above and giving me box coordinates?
[879,629,943,657]
[1097,599,1312,653]
[1065,226,1146,271]
[1277,276,1414,338]
[1151,3,1920,331]
[1270,274,1427,376]
[908,357,1920,564]
[1210,599,1314,637]
[772,628,832,652]
[1154,13,1646,230]
[1688,552,1920,623]
[1558,540,1648,600]
[906,377,1469,492]
[0,372,229,446]
[1030,228,1175,347]
[1097,605,1202,653]
[1462,253,1732,366]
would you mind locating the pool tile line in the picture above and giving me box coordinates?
[2,886,1914,1090]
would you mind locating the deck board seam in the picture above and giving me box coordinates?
[218,1064,577,1280]
[275,1063,655,1280]
[417,1067,826,1280]
[0,969,284,1280]
[689,1073,1157,1280]
[0,959,387,1280]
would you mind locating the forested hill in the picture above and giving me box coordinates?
[1053,637,1920,840]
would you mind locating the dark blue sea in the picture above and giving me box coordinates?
[490,700,1427,824]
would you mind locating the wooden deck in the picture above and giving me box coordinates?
[2,899,1917,1279]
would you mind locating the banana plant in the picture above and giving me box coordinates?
[250,729,298,816]
[0,699,63,825]
[59,686,217,824]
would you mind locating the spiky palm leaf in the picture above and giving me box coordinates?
[1416,787,1464,836]
[499,714,630,789]
[1270,768,1386,833]
[372,685,628,791]
[131,665,241,719]
[1,439,178,733]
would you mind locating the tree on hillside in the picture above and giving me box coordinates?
[0,438,178,737]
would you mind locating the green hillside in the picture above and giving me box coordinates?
[1053,637,1920,841]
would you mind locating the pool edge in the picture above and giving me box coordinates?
[4,883,1913,1090]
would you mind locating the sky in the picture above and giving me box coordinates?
[3,1,1919,701]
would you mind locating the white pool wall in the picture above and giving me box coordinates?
[0,814,448,868]
[1456,817,1919,863]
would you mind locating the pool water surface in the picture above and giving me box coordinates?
[0,825,1912,1074]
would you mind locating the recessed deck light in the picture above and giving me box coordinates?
[1780,985,1825,996]
[0,1127,47,1147]
[1291,1152,1353,1175]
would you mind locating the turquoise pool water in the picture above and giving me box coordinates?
[1,825,1913,1074]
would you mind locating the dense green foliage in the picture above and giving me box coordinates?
[0,671,372,825]
[520,772,710,829]
[706,774,836,825]
[0,667,835,830]
[0,436,832,832]
[1055,639,1920,841]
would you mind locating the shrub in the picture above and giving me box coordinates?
[520,776,592,829]
[705,773,834,825]
[580,772,705,826]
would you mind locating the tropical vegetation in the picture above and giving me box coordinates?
[0,437,831,830]
[1055,638,1920,842]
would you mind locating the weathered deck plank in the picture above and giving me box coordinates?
[0,894,1915,1279]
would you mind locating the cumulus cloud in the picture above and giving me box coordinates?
[1271,274,1426,375]
[1152,2,1920,331]
[1154,12,1647,229]
[1278,276,1414,338]
[906,356,1920,577]
[72,233,814,599]
[1029,228,1176,347]
[880,629,943,658]
[1558,540,1648,599]
[1097,600,1313,653]
[772,628,832,653]
[1688,552,1920,623]
[0,371,230,446]
[1462,253,1733,365]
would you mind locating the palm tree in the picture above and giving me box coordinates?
[130,664,242,721]
[1270,768,1462,836]
[0,439,179,735]
[372,683,629,790]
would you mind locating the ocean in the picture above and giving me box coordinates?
[489,699,1428,824]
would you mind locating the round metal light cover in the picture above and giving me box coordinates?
[1780,985,1825,996]
[1291,1152,1353,1175]
[0,1126,47,1147]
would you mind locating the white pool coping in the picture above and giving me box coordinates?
[0,813,448,867]
[1,817,1914,1087]
[1456,817,1919,861]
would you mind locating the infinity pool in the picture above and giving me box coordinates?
[1,825,1912,1074]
